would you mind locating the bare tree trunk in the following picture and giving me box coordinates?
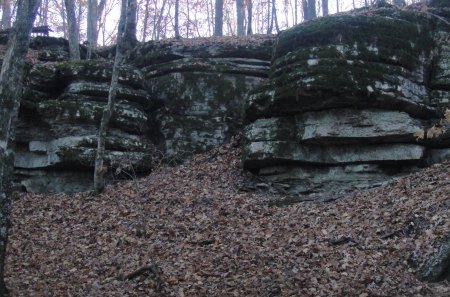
[96,0,107,42]
[124,0,137,46]
[302,0,308,20]
[322,0,328,16]
[186,0,190,38]
[236,0,245,36]
[94,0,129,194]
[87,0,98,58]
[206,0,211,36]
[1,0,12,29]
[307,0,316,20]
[294,0,298,24]
[61,0,67,38]
[214,0,223,36]
[42,0,48,25]
[142,0,149,41]
[336,0,339,13]
[64,0,80,60]
[246,0,252,35]
[174,0,180,38]
[155,0,167,40]
[0,0,41,293]
[77,3,82,41]
[272,0,279,33]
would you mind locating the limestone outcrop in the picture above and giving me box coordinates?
[16,60,155,192]
[127,37,273,161]
[14,37,274,192]
[243,4,450,196]
[10,3,450,194]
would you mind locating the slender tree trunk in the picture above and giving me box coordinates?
[307,0,316,20]
[336,0,339,13]
[124,0,137,46]
[174,0,180,38]
[155,0,167,40]
[142,0,149,41]
[77,3,82,38]
[96,0,107,42]
[64,0,80,60]
[1,0,12,29]
[236,0,245,36]
[87,0,98,58]
[214,0,223,36]
[246,0,252,35]
[272,0,279,33]
[0,0,41,293]
[42,0,48,25]
[294,0,297,24]
[186,0,190,38]
[94,0,129,194]
[206,0,211,36]
[322,0,328,16]
[60,0,67,38]
[302,0,308,20]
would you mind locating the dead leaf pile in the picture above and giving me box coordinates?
[5,138,450,296]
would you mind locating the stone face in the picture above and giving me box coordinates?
[12,8,450,194]
[244,141,425,168]
[247,9,446,119]
[250,163,417,195]
[129,37,273,161]
[242,5,450,196]
[245,109,423,144]
[15,36,274,192]
[16,50,156,192]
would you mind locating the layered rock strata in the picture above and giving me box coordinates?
[243,4,450,196]
[16,60,155,192]
[128,37,273,161]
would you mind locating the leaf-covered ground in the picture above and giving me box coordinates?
[5,138,450,296]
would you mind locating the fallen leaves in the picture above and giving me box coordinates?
[4,138,450,296]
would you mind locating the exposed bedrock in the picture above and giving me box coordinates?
[15,60,155,192]
[127,37,274,161]
[14,37,274,192]
[243,5,450,196]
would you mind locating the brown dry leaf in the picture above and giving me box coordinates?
[4,136,450,296]
[427,126,445,139]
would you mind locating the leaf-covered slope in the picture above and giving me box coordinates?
[5,138,450,296]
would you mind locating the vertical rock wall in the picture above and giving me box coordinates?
[243,5,450,196]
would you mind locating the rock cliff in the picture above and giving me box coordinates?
[243,3,450,196]
[11,3,450,194]
[13,36,273,192]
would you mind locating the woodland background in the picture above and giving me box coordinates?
[0,0,422,46]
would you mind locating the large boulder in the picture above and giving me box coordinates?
[243,4,450,196]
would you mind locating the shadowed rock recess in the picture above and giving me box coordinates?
[13,3,450,194]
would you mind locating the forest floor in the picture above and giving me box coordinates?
[4,137,450,296]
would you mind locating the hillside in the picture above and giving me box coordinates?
[5,137,450,296]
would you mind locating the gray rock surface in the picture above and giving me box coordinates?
[242,5,450,196]
[128,37,274,161]
[12,6,450,194]
[16,57,156,192]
